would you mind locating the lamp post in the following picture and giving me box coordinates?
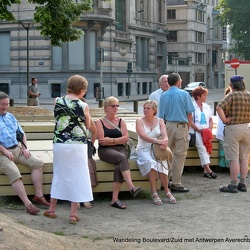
[126,62,133,99]
[98,47,104,107]
[20,21,34,105]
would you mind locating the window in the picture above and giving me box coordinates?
[196,10,204,22]
[115,0,126,31]
[167,31,177,42]
[167,10,176,20]
[196,53,204,64]
[212,50,217,66]
[157,41,165,55]
[222,26,227,41]
[0,32,10,70]
[196,32,204,43]
[136,37,149,71]
[52,31,96,70]
[0,83,9,94]
[142,82,147,94]
[51,84,61,98]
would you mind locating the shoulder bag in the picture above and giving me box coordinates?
[189,111,196,147]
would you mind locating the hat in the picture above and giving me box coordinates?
[230,75,244,82]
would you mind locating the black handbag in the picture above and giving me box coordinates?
[189,111,196,147]
[16,130,27,148]
[87,139,96,159]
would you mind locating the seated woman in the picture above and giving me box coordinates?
[95,96,141,209]
[136,100,176,205]
[190,86,217,179]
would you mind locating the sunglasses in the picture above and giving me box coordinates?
[109,105,119,108]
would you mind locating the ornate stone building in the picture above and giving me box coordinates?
[0,0,167,100]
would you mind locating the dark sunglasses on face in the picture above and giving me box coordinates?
[109,105,119,108]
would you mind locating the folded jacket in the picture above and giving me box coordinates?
[201,128,213,155]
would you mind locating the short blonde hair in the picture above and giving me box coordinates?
[103,96,119,109]
[67,75,88,95]
[143,100,158,116]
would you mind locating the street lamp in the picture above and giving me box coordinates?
[20,21,34,105]
[98,47,104,107]
[126,62,133,99]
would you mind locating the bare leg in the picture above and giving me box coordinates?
[31,167,43,197]
[239,159,248,179]
[112,182,122,203]
[158,172,169,194]
[11,179,32,207]
[121,170,134,190]
[148,169,157,194]
[229,160,240,183]
[48,198,57,212]
[70,202,78,217]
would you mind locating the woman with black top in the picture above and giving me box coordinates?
[95,96,141,209]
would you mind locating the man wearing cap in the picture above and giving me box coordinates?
[159,73,195,192]
[149,75,169,117]
[217,75,250,193]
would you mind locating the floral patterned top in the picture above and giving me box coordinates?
[53,96,88,144]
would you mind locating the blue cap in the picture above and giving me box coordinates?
[230,75,244,82]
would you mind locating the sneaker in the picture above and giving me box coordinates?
[219,184,238,193]
[238,183,247,192]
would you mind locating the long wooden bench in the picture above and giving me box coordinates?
[2,116,248,196]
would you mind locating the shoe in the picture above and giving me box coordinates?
[219,184,238,193]
[171,185,189,193]
[151,193,163,206]
[44,210,58,219]
[238,183,247,192]
[210,171,218,179]
[203,173,212,179]
[69,215,80,224]
[26,203,40,215]
[32,195,50,207]
[111,200,127,209]
[130,186,141,198]
[166,192,176,204]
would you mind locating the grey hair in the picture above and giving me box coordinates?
[159,74,168,84]
[0,91,9,100]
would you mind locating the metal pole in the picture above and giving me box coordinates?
[26,28,29,105]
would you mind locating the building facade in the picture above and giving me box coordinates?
[166,0,230,89]
[0,0,167,100]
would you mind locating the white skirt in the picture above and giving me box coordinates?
[137,148,169,177]
[51,143,93,202]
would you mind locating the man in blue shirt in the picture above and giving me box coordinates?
[0,91,50,214]
[159,73,195,192]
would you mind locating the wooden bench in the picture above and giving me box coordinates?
[0,120,160,196]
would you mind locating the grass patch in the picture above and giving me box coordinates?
[54,231,65,236]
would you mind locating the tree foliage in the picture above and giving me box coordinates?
[217,0,250,59]
[0,0,93,46]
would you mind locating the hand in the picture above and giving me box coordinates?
[4,150,14,161]
[20,148,31,159]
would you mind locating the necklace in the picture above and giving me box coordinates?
[144,118,155,131]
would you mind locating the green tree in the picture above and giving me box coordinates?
[217,0,250,59]
[0,0,93,46]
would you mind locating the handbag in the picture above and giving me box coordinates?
[88,158,98,187]
[104,116,137,159]
[189,111,196,147]
[87,139,96,159]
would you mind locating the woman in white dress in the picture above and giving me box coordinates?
[136,100,176,205]
[44,75,93,224]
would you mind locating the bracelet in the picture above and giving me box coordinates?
[113,138,115,143]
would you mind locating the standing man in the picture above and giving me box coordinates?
[149,75,169,117]
[28,77,41,106]
[0,91,50,214]
[217,75,250,193]
[159,73,195,192]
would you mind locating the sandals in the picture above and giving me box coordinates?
[166,192,177,204]
[219,184,238,193]
[151,193,163,206]
[203,173,212,179]
[130,186,141,198]
[210,171,218,179]
[83,202,92,209]
[111,200,127,209]
[43,210,58,219]
[69,215,80,224]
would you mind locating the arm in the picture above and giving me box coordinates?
[216,106,233,125]
[187,113,192,129]
[83,105,90,129]
[89,118,97,144]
